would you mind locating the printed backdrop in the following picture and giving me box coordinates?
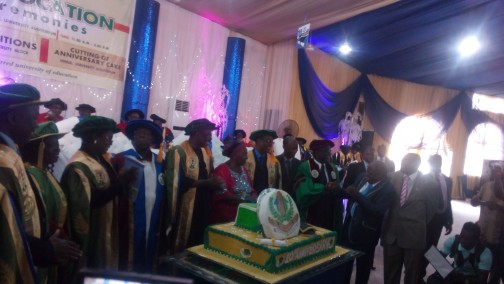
[0,0,134,90]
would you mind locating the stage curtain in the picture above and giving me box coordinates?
[231,32,268,138]
[259,39,296,132]
[150,2,269,138]
[149,1,229,125]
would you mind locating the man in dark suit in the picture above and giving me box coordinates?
[343,145,375,189]
[377,144,395,173]
[419,154,453,282]
[342,160,396,284]
[381,153,440,284]
[276,135,301,196]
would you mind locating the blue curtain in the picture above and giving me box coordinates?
[359,76,407,142]
[298,49,497,141]
[298,49,360,139]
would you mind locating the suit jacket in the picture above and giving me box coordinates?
[276,154,301,196]
[432,173,453,226]
[343,161,366,189]
[343,176,396,247]
[381,171,441,250]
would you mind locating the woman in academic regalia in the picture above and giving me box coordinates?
[60,116,135,279]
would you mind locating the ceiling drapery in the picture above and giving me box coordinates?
[298,49,500,141]
[311,0,504,96]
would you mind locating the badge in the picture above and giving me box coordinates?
[189,159,196,169]
[331,171,337,180]
[311,169,319,178]
[158,173,165,186]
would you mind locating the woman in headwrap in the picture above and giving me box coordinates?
[211,138,257,224]
[20,122,81,283]
[60,116,135,278]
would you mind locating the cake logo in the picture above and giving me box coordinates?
[258,189,300,240]
[240,248,252,258]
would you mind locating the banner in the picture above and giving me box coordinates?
[0,0,134,90]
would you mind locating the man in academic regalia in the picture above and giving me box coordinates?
[0,84,80,283]
[294,139,343,233]
[117,109,145,133]
[165,118,225,253]
[112,119,167,272]
[244,129,282,194]
[75,103,96,120]
[37,98,67,123]
[150,113,174,145]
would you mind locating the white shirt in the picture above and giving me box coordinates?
[129,151,157,240]
[405,171,419,198]
[313,159,329,182]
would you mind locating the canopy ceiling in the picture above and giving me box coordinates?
[165,0,397,44]
[169,0,504,97]
[311,0,504,96]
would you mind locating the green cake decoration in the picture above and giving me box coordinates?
[234,203,262,232]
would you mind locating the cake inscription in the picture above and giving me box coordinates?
[275,237,335,267]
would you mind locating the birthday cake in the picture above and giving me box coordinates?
[203,189,337,273]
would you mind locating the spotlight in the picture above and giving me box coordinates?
[339,43,352,55]
[458,36,480,57]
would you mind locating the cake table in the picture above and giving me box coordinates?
[162,245,362,284]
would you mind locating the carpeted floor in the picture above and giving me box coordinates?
[351,200,480,283]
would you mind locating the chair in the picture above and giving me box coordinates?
[458,174,474,199]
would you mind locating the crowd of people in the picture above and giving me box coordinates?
[1,83,503,284]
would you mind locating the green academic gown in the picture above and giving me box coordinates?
[26,165,67,284]
[294,159,343,238]
[60,150,120,280]
[0,141,38,283]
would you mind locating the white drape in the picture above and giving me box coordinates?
[149,1,269,140]
[0,71,124,122]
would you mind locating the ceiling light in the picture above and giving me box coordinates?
[339,43,352,55]
[458,36,480,57]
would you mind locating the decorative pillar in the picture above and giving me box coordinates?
[221,37,246,139]
[121,0,160,120]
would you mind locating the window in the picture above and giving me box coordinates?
[473,93,504,115]
[464,123,504,176]
[389,116,453,175]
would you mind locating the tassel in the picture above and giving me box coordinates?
[157,127,166,164]
[37,140,45,169]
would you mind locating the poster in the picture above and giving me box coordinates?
[0,0,135,90]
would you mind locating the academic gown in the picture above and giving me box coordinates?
[60,150,122,279]
[112,149,166,272]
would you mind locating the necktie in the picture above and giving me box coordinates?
[351,183,373,216]
[438,174,448,212]
[400,175,409,207]
[319,164,327,184]
[285,159,291,179]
